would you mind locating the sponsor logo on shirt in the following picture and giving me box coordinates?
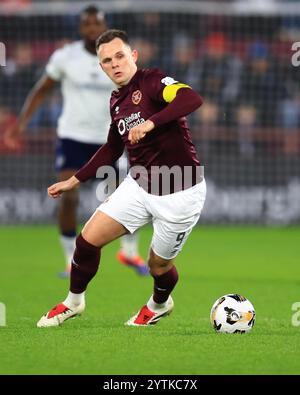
[117,111,146,135]
[132,90,142,105]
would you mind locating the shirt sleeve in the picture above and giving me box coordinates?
[149,88,203,127]
[45,47,66,81]
[142,69,177,102]
[142,69,203,127]
[75,124,125,183]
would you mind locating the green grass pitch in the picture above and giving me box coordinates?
[0,225,300,375]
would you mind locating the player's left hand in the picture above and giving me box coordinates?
[128,120,155,144]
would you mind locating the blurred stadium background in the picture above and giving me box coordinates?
[1,0,300,376]
[1,0,300,225]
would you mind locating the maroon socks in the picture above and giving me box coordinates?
[70,233,178,307]
[153,266,179,304]
[70,233,101,294]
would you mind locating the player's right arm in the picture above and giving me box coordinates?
[4,45,67,149]
[47,124,125,198]
[4,74,56,149]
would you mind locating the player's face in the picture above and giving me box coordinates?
[80,13,107,43]
[98,38,138,87]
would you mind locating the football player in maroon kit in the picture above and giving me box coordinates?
[37,29,206,327]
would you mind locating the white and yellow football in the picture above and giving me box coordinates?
[210,294,255,334]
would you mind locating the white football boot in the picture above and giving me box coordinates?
[125,296,174,326]
[37,302,85,328]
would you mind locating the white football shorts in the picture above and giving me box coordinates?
[98,174,206,260]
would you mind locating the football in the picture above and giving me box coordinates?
[210,294,256,333]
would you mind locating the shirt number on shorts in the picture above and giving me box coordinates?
[171,232,186,254]
[173,232,185,250]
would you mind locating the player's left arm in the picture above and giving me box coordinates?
[48,124,124,198]
[128,72,203,144]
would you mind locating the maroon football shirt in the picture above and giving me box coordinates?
[75,68,203,194]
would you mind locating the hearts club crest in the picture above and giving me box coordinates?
[132,90,142,105]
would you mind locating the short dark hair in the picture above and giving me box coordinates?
[80,5,105,20]
[96,29,129,51]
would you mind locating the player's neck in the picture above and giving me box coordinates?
[84,41,97,56]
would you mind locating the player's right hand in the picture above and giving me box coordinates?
[3,120,25,150]
[48,176,80,198]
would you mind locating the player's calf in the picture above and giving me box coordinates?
[70,233,101,293]
[37,233,101,327]
[147,250,178,304]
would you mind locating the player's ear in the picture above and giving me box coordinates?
[132,49,138,64]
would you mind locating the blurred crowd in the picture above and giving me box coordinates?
[1,11,300,156]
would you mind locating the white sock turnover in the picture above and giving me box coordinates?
[60,235,76,268]
[147,295,168,312]
[120,232,139,258]
[63,291,85,308]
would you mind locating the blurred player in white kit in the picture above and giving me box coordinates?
[5,5,148,277]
